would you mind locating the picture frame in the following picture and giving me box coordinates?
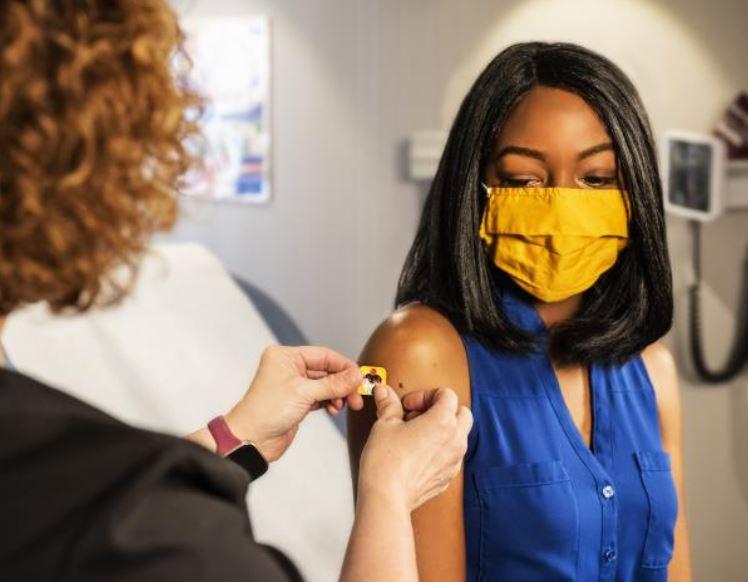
[182,15,272,204]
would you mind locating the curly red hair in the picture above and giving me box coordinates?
[0,0,201,315]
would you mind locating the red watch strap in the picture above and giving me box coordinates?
[207,415,243,456]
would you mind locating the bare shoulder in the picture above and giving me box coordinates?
[363,302,462,351]
[642,341,677,378]
[347,302,471,494]
[359,302,470,403]
[641,342,679,396]
[640,341,682,433]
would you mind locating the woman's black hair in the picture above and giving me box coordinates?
[396,42,673,366]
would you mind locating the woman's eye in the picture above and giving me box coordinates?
[583,175,618,187]
[499,176,543,187]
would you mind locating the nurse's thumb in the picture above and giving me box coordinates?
[375,385,404,421]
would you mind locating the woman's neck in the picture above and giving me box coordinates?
[534,294,583,328]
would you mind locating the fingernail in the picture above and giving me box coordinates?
[373,385,387,400]
[347,368,363,384]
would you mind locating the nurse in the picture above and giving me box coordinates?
[0,2,471,581]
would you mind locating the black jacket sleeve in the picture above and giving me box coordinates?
[63,453,291,582]
[0,369,297,582]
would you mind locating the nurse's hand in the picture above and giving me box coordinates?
[358,386,472,511]
[224,346,364,462]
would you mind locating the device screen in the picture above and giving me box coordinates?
[668,140,713,211]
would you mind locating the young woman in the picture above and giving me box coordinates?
[348,42,692,581]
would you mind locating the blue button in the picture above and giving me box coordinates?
[603,548,617,562]
[602,484,615,499]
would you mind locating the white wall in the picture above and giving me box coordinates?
[166,0,748,579]
[166,0,434,359]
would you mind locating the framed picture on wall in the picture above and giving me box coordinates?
[182,15,272,204]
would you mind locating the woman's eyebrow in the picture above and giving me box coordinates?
[578,142,614,160]
[495,145,546,161]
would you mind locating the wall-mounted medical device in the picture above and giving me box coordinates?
[661,130,748,222]
[661,131,726,221]
[661,124,748,383]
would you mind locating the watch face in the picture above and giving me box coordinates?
[228,443,268,480]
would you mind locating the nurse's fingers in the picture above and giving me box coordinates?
[374,385,404,421]
[456,405,474,437]
[292,346,359,376]
[403,388,459,418]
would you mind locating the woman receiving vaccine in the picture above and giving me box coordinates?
[349,42,691,582]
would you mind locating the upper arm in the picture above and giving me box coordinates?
[347,303,471,582]
[641,342,692,581]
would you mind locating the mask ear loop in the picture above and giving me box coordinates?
[480,182,494,198]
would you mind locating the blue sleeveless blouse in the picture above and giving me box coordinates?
[462,288,678,581]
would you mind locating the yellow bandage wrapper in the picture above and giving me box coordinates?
[358,365,388,396]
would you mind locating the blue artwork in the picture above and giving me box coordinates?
[183,16,271,203]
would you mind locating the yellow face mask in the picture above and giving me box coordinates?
[479,186,630,303]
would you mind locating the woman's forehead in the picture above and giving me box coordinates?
[495,86,611,155]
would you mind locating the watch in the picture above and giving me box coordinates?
[207,415,269,481]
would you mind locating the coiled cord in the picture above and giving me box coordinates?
[688,220,748,383]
